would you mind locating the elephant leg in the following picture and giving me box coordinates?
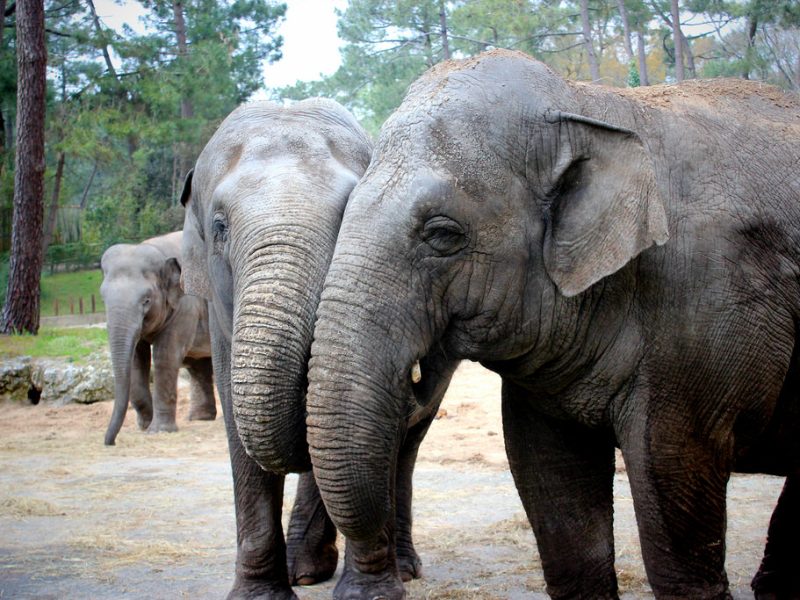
[147,347,180,433]
[502,380,618,600]
[286,470,338,586]
[394,410,437,582]
[184,356,217,421]
[334,526,405,600]
[130,341,153,430]
[210,310,296,600]
[620,403,732,600]
[751,470,800,599]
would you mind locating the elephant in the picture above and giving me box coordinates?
[179,98,449,599]
[305,49,800,600]
[100,231,216,446]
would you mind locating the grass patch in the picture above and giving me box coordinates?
[40,269,104,317]
[0,326,107,361]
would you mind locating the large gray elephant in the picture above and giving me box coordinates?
[100,231,216,446]
[306,50,800,599]
[179,98,447,599]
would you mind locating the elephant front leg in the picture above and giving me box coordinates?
[620,405,732,600]
[130,341,153,430]
[286,470,338,586]
[502,380,618,600]
[751,470,800,600]
[147,350,180,433]
[335,528,405,600]
[394,410,438,582]
[184,356,217,421]
[211,312,297,600]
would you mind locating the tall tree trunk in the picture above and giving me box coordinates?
[636,28,650,86]
[0,0,7,165]
[670,0,684,81]
[42,151,65,254]
[173,0,193,120]
[580,0,601,81]
[616,0,634,63]
[86,0,117,79]
[438,0,450,61]
[79,162,98,209]
[172,0,193,201]
[1,0,46,334]
[742,14,758,80]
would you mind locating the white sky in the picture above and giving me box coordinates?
[92,0,346,89]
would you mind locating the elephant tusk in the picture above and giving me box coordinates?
[411,361,422,384]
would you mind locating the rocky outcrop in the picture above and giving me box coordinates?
[0,353,113,405]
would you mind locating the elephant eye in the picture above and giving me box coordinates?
[421,215,468,256]
[212,211,228,243]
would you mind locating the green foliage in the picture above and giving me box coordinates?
[0,327,108,361]
[627,59,640,87]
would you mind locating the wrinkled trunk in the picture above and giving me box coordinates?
[104,315,140,445]
[307,253,416,541]
[230,215,340,475]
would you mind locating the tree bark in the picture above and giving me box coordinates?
[79,162,98,209]
[580,0,601,81]
[0,0,7,162]
[616,0,634,62]
[438,0,450,61]
[636,28,650,86]
[42,151,65,254]
[670,0,684,81]
[2,0,46,334]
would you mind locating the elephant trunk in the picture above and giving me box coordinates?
[230,220,336,474]
[104,313,141,446]
[307,264,413,541]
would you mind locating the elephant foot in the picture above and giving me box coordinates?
[136,412,152,431]
[146,420,178,434]
[753,569,800,600]
[333,567,405,600]
[288,540,338,586]
[226,577,298,600]
[396,547,422,582]
[188,407,217,421]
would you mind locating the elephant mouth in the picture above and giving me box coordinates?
[406,355,441,427]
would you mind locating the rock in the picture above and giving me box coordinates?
[0,357,33,403]
[4,354,113,406]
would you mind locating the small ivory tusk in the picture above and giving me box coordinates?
[411,361,422,384]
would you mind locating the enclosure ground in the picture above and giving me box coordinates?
[0,362,783,599]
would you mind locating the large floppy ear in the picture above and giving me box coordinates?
[161,257,183,308]
[179,169,211,298]
[540,112,669,297]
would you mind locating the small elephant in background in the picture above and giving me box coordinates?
[100,231,216,446]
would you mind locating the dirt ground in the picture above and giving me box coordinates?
[0,361,785,599]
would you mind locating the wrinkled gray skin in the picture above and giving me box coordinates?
[307,50,800,600]
[181,99,439,599]
[101,231,215,446]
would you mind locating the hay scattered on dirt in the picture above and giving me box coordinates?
[0,495,65,517]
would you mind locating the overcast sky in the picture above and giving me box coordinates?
[93,0,346,89]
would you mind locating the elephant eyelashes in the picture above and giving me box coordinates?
[421,215,468,255]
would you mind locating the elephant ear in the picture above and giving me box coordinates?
[179,169,211,299]
[540,112,669,297]
[161,257,183,308]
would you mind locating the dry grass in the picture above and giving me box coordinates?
[0,496,65,517]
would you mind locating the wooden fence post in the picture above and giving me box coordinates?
[69,297,74,315]
[79,297,84,315]
[54,298,59,316]
[91,294,96,314]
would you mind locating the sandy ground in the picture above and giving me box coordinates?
[0,361,785,599]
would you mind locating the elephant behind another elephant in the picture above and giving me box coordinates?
[100,231,215,446]
[180,98,450,599]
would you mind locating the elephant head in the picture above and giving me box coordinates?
[101,234,184,445]
[306,50,669,540]
[181,99,372,474]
